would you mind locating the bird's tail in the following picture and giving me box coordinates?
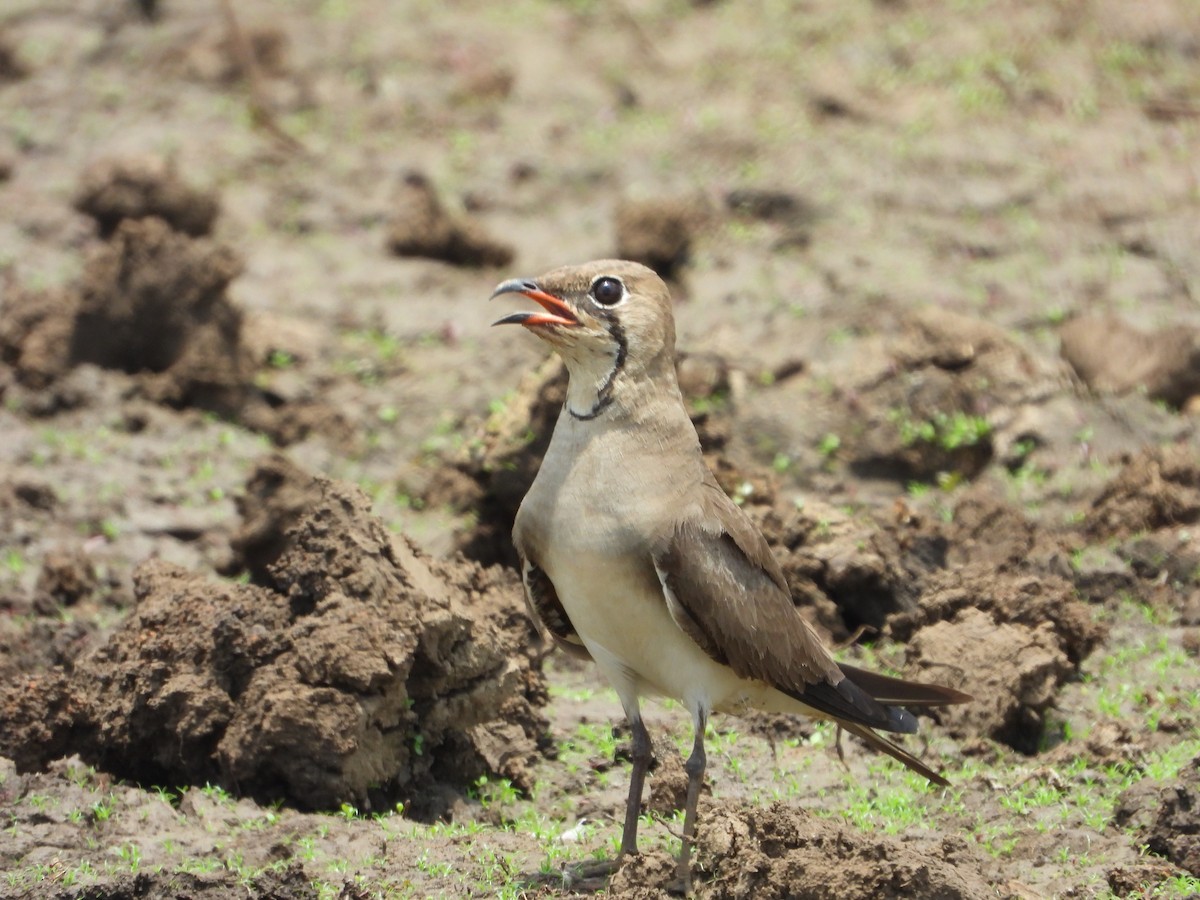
[839,721,952,787]
[840,663,972,707]
[837,663,971,787]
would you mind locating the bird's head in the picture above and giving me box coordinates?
[490,259,676,385]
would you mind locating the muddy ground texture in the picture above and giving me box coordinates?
[1,0,1200,897]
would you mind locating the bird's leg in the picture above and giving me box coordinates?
[619,715,653,858]
[675,708,708,895]
[561,715,652,888]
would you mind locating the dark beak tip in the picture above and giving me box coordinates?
[492,312,532,327]
[489,277,537,301]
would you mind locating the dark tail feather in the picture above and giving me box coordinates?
[840,663,972,707]
[839,721,951,787]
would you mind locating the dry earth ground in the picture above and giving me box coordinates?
[1,0,1199,897]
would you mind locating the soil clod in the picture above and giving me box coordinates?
[0,477,547,814]
[687,801,997,899]
[615,196,706,282]
[73,155,220,238]
[1061,314,1200,409]
[386,171,514,268]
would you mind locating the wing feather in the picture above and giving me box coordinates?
[654,478,971,734]
[519,555,591,660]
[654,484,903,731]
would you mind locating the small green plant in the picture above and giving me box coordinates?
[906,481,932,499]
[115,843,141,872]
[267,349,296,369]
[90,796,116,823]
[415,848,454,877]
[199,783,234,807]
[890,409,991,451]
[570,722,619,761]
[177,855,222,874]
[3,549,26,575]
[689,391,729,415]
[472,775,520,810]
[294,835,318,862]
[25,794,52,811]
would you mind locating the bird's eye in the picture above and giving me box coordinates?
[590,276,625,307]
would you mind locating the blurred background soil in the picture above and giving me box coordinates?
[0,0,1198,897]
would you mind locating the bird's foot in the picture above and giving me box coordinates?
[665,872,693,897]
[556,856,625,891]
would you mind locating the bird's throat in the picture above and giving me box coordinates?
[564,321,629,421]
[566,360,619,420]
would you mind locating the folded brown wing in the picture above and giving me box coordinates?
[653,486,906,732]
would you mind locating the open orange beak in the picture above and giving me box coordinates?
[490,278,580,328]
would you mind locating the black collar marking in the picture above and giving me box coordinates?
[567,316,628,421]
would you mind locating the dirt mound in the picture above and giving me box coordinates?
[73,155,220,238]
[72,217,252,413]
[752,498,947,640]
[941,486,1043,572]
[1086,444,1200,538]
[1,218,355,444]
[386,171,514,268]
[1,218,253,416]
[725,185,819,246]
[423,357,566,567]
[749,484,1049,641]
[0,477,547,814]
[0,477,113,681]
[841,308,1062,483]
[223,452,324,580]
[216,26,292,82]
[725,187,818,250]
[0,286,78,391]
[890,567,1106,753]
[889,566,1104,666]
[30,547,99,616]
[1104,863,1190,899]
[20,866,316,900]
[0,218,351,438]
[1114,754,1200,876]
[611,801,997,899]
[614,195,707,282]
[1061,314,1200,409]
[0,31,29,82]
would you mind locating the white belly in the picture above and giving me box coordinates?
[543,546,782,717]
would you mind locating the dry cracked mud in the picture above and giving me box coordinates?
[1,0,1199,897]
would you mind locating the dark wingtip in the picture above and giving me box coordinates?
[840,663,973,707]
[841,721,953,787]
[925,769,952,788]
